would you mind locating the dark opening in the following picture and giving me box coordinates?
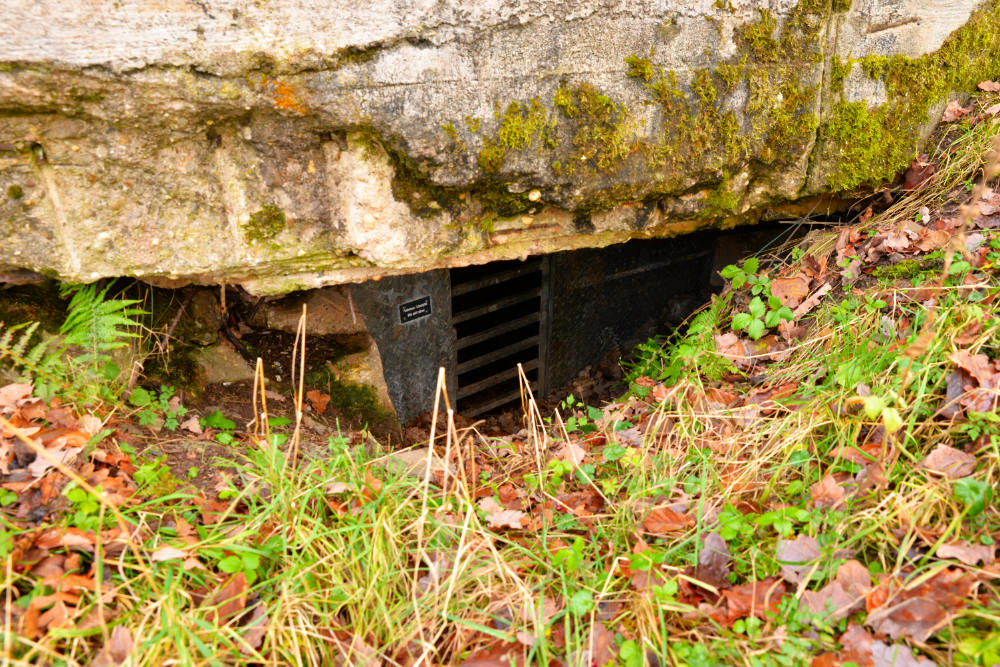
[450,233,718,416]
[451,257,545,416]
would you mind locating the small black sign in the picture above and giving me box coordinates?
[399,296,432,324]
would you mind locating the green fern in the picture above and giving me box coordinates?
[0,282,146,403]
[58,283,144,365]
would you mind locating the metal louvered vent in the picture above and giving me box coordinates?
[451,257,548,417]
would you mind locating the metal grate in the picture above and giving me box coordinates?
[451,257,547,416]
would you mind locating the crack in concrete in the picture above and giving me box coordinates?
[35,160,81,278]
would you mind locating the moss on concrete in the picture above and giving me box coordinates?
[554,82,638,176]
[7,184,23,200]
[380,0,995,231]
[305,365,389,427]
[478,99,558,174]
[244,205,286,242]
[820,0,1000,190]
[440,122,466,152]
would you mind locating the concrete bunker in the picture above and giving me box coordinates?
[351,234,717,424]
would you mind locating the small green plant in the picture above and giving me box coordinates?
[201,410,237,445]
[552,536,586,573]
[561,395,601,434]
[0,489,18,506]
[953,478,992,518]
[721,259,794,339]
[130,385,188,430]
[218,550,264,584]
[133,455,179,495]
[626,296,734,384]
[731,295,794,340]
[64,483,104,531]
[566,589,594,617]
[961,411,1000,442]
[719,257,761,291]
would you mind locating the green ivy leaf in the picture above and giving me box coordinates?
[743,257,759,274]
[748,297,766,319]
[747,319,766,340]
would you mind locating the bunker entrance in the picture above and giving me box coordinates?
[353,233,717,425]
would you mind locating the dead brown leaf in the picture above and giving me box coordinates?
[306,389,331,415]
[458,641,526,667]
[937,540,996,566]
[329,631,384,667]
[978,80,1000,92]
[916,228,950,252]
[771,275,811,309]
[240,604,269,655]
[695,532,731,589]
[0,383,33,412]
[837,622,933,667]
[642,506,695,534]
[866,568,978,642]
[903,156,935,191]
[942,99,974,122]
[478,497,527,529]
[207,572,248,625]
[949,349,1000,412]
[793,282,832,319]
[920,443,977,478]
[714,578,786,625]
[27,446,83,478]
[802,560,870,620]
[776,535,820,584]
[151,546,189,562]
[810,475,846,510]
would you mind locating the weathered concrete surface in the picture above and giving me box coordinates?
[0,0,997,293]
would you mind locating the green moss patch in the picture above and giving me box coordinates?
[819,0,1000,190]
[244,205,286,243]
[478,99,558,174]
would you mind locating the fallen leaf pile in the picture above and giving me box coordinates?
[0,384,275,660]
